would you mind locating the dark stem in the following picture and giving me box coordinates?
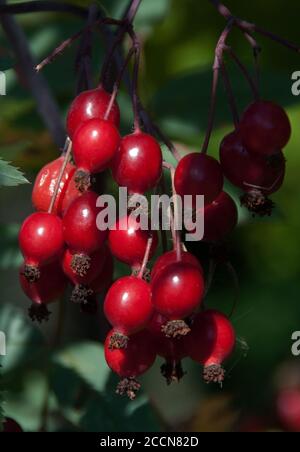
[225,46,260,100]
[201,21,233,154]
[132,40,141,131]
[0,1,86,17]
[36,18,123,73]
[98,0,181,162]
[209,0,300,53]
[220,62,239,128]
[75,4,98,94]
[0,0,65,147]
[100,0,143,89]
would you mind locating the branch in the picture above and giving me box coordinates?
[98,2,181,161]
[35,18,123,73]
[209,0,300,53]
[100,0,142,88]
[75,4,99,94]
[0,0,65,147]
[201,20,234,154]
[0,1,86,17]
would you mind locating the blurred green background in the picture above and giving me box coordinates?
[1,0,300,432]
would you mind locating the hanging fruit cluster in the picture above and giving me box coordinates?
[18,0,293,400]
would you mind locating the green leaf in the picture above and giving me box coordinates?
[0,224,22,270]
[0,304,45,375]
[53,341,110,393]
[0,159,29,188]
[53,343,160,432]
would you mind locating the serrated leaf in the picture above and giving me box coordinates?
[0,159,29,187]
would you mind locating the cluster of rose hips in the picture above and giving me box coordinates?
[18,80,291,399]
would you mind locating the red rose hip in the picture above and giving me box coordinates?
[239,100,291,156]
[175,153,224,206]
[152,262,204,338]
[20,260,67,322]
[109,215,158,268]
[32,157,80,216]
[72,119,120,191]
[19,212,64,283]
[104,276,153,349]
[105,329,156,399]
[63,191,108,276]
[151,249,203,283]
[66,87,120,138]
[220,130,286,216]
[112,131,162,194]
[203,192,238,242]
[187,310,236,384]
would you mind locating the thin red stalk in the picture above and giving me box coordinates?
[159,174,169,253]
[220,62,239,128]
[162,161,178,252]
[137,236,153,279]
[48,140,72,213]
[104,46,136,120]
[170,166,182,262]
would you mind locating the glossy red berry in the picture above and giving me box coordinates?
[239,100,291,156]
[20,260,67,322]
[148,312,188,384]
[151,249,203,283]
[175,153,224,206]
[73,119,120,191]
[152,262,204,338]
[220,131,286,216]
[109,215,158,268]
[202,192,238,242]
[19,212,64,282]
[276,389,300,432]
[187,310,236,384]
[66,87,120,138]
[112,131,162,194]
[32,157,81,217]
[62,248,105,284]
[2,418,23,433]
[105,328,156,399]
[63,191,107,282]
[104,276,153,349]
[63,191,107,256]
